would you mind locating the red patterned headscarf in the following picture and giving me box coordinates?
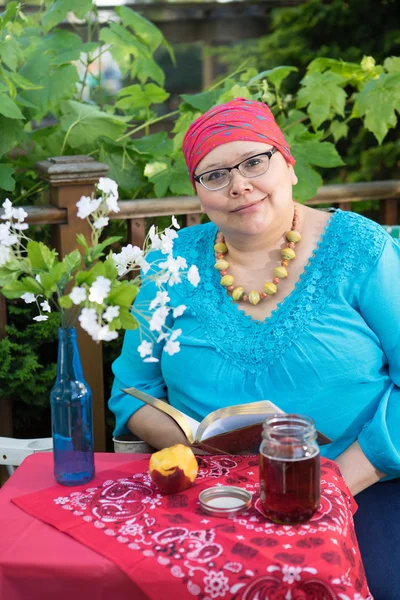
[182,97,295,187]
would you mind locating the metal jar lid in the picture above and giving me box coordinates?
[199,486,252,517]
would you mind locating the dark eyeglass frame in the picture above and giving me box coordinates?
[194,147,278,191]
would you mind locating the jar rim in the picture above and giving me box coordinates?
[262,414,317,443]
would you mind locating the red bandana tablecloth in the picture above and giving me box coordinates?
[12,455,372,600]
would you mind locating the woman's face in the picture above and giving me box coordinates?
[194,140,297,238]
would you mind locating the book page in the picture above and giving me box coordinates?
[173,408,200,442]
[197,400,283,442]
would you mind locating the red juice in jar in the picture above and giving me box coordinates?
[259,415,321,525]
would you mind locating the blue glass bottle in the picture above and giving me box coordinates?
[50,327,95,486]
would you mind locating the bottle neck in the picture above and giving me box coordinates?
[56,327,84,381]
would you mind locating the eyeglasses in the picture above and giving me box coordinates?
[194,148,277,191]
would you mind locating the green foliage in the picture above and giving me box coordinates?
[0,304,59,436]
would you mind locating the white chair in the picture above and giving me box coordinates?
[0,437,53,477]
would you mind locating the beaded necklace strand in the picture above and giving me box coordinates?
[213,205,301,306]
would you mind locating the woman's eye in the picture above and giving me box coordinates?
[245,158,262,169]
[207,170,225,181]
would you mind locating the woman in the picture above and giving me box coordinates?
[109,98,400,596]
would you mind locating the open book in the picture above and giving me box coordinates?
[122,387,332,455]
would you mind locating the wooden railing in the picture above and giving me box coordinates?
[0,155,399,449]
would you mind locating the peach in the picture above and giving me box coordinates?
[149,444,198,495]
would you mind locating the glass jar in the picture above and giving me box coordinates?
[50,327,95,486]
[259,414,320,524]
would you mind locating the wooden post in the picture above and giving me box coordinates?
[35,156,109,451]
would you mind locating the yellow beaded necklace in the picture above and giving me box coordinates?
[214,206,301,305]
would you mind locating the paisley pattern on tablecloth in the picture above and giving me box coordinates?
[13,456,373,600]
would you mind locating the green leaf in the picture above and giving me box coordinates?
[0,2,19,25]
[0,279,28,299]
[0,93,24,119]
[0,163,16,191]
[297,71,347,129]
[42,0,94,32]
[89,236,121,262]
[20,276,43,295]
[9,72,44,91]
[132,53,165,87]
[27,241,57,270]
[384,57,400,73]
[76,233,89,250]
[60,100,127,148]
[118,308,139,330]
[0,116,24,157]
[144,159,170,197]
[99,142,146,198]
[130,132,173,158]
[19,62,79,118]
[75,262,105,286]
[0,36,23,71]
[352,72,400,143]
[330,120,349,143]
[248,66,298,91]
[108,281,139,309]
[117,6,164,53]
[169,156,195,197]
[180,90,220,113]
[291,139,344,168]
[291,160,323,204]
[59,295,73,309]
[116,83,169,111]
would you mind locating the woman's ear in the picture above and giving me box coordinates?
[290,166,298,186]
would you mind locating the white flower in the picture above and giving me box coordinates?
[103,305,120,322]
[159,229,178,255]
[106,195,120,214]
[1,199,13,220]
[170,328,182,341]
[70,286,87,305]
[40,300,51,312]
[137,340,153,358]
[35,274,41,283]
[93,216,109,230]
[149,305,169,332]
[13,222,29,231]
[88,276,111,304]
[97,177,118,198]
[148,225,162,251]
[149,291,170,311]
[33,315,48,322]
[76,196,102,219]
[173,305,186,318]
[79,307,100,336]
[171,215,180,229]
[112,244,145,277]
[0,222,18,246]
[97,325,118,342]
[13,207,28,222]
[0,245,10,266]
[164,338,180,356]
[143,356,159,363]
[21,292,36,303]
[187,264,200,287]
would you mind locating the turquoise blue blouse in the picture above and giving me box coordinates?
[109,210,400,477]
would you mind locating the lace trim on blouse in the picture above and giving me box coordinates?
[172,210,386,373]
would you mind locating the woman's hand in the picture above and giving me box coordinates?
[335,441,386,496]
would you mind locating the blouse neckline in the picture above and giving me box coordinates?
[207,209,339,326]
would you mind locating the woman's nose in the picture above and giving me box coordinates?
[229,169,253,196]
